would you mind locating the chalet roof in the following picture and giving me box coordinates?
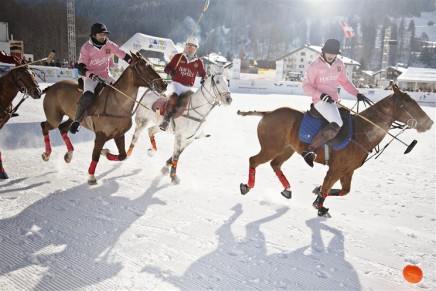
[276,44,360,66]
[397,67,436,83]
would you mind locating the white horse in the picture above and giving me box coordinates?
[127,74,232,184]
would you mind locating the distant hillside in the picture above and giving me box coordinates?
[2,0,435,69]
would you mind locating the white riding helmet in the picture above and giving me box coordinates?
[186,37,199,48]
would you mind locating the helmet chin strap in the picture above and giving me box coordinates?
[322,52,336,65]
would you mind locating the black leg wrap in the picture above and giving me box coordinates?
[312,195,325,210]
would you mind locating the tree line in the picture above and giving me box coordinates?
[1,0,434,69]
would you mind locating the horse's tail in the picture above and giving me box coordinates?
[237,110,270,117]
[41,85,52,95]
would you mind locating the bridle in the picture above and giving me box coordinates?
[10,67,39,94]
[354,91,418,162]
[181,75,230,138]
[131,58,165,94]
[0,67,39,126]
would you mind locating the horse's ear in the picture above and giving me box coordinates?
[130,51,139,63]
[392,83,401,94]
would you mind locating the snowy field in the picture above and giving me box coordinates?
[0,84,435,290]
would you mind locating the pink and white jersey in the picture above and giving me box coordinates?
[302,56,358,104]
[78,38,127,78]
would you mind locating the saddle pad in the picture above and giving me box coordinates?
[299,111,352,150]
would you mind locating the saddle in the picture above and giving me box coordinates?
[299,104,352,150]
[151,90,194,118]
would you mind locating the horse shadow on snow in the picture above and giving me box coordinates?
[141,204,361,290]
[0,164,167,290]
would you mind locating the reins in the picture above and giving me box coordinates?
[92,57,166,118]
[0,68,36,124]
[347,92,418,163]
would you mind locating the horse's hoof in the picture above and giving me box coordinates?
[100,148,109,156]
[88,175,97,185]
[171,175,181,184]
[161,166,169,175]
[240,183,250,195]
[0,171,9,179]
[317,207,330,217]
[41,152,50,162]
[64,151,73,163]
[147,148,156,157]
[281,188,292,199]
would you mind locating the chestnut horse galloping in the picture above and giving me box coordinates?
[40,53,167,185]
[238,85,433,216]
[0,65,42,179]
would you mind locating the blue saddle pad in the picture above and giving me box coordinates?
[299,111,352,150]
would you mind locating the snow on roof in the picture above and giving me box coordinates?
[276,44,360,66]
[397,67,436,83]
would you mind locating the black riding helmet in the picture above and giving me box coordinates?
[322,39,341,54]
[90,23,111,37]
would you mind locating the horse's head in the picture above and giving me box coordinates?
[10,65,41,99]
[391,84,433,132]
[129,52,167,93]
[202,74,232,106]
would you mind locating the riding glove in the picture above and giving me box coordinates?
[320,93,334,104]
[89,73,104,83]
[170,69,176,76]
[356,93,366,102]
[200,78,206,85]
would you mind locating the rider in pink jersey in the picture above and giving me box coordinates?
[301,39,366,167]
[69,23,132,134]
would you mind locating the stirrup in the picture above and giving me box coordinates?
[302,150,316,168]
[159,120,169,131]
[69,121,80,134]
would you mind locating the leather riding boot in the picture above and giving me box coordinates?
[302,122,341,167]
[159,93,178,131]
[70,91,93,134]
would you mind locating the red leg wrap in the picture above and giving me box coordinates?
[106,153,119,161]
[61,133,74,152]
[150,136,157,151]
[43,135,52,155]
[170,160,178,177]
[88,160,98,175]
[247,167,256,188]
[275,170,290,189]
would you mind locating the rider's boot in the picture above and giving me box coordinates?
[302,122,341,167]
[70,91,93,134]
[159,93,178,131]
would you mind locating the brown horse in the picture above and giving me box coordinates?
[238,84,433,216]
[40,52,167,185]
[0,65,42,179]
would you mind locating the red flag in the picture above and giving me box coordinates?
[340,21,355,38]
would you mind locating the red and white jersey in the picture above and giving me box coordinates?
[165,53,206,87]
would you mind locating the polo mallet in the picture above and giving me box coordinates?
[9,50,56,70]
[174,0,210,69]
[339,102,417,154]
